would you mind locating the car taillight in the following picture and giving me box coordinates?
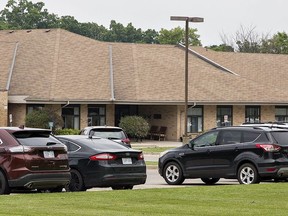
[121,138,130,144]
[138,152,144,160]
[256,144,281,152]
[8,146,32,153]
[89,153,117,161]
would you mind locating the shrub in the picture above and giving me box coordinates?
[54,128,80,135]
[25,108,63,129]
[119,116,150,140]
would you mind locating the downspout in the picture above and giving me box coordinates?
[109,45,115,102]
[6,42,19,91]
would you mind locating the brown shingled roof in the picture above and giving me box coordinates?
[1,29,288,105]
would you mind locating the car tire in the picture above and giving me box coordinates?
[237,163,260,184]
[0,171,10,195]
[65,169,86,192]
[163,162,185,185]
[201,178,220,185]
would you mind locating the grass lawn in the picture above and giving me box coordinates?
[1,183,288,216]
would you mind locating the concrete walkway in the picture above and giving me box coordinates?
[131,140,183,162]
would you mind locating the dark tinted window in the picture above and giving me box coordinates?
[270,131,288,145]
[13,131,61,146]
[91,129,126,139]
[219,130,241,145]
[79,138,128,150]
[59,139,80,152]
[254,133,269,142]
[192,131,219,147]
[243,131,261,142]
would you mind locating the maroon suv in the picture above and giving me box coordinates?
[0,127,70,195]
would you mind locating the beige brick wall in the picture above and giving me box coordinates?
[261,105,275,122]
[204,105,216,131]
[139,105,179,141]
[106,104,115,126]
[233,105,245,125]
[0,91,8,126]
[8,104,26,127]
[80,104,88,129]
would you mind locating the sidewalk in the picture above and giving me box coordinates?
[131,139,183,162]
[131,139,183,148]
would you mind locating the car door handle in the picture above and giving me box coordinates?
[234,147,239,152]
[206,150,211,154]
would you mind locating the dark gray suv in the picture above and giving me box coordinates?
[158,126,288,185]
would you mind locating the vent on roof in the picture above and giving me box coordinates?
[9,30,14,34]
[45,29,51,33]
[26,30,32,33]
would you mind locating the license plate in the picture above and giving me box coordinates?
[122,158,132,164]
[43,151,55,158]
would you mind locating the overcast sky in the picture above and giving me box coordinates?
[1,0,287,46]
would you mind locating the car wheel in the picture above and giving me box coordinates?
[163,162,185,185]
[0,171,10,195]
[65,169,86,192]
[237,163,260,184]
[201,178,220,185]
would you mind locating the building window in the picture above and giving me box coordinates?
[275,106,288,122]
[62,105,80,129]
[27,104,44,114]
[245,106,260,123]
[187,106,203,133]
[88,105,106,126]
[217,106,232,127]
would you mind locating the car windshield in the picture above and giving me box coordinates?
[13,131,61,146]
[91,129,125,139]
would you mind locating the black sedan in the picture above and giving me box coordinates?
[56,135,147,191]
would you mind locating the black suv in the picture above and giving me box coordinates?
[158,126,288,185]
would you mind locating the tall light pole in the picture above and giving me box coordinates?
[170,16,204,141]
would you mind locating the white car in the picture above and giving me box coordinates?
[80,126,131,147]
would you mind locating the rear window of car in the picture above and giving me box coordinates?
[13,131,61,146]
[270,131,288,145]
[91,129,126,139]
[78,138,128,150]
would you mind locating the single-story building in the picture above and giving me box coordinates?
[1,29,288,141]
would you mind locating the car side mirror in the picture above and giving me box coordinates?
[188,141,195,150]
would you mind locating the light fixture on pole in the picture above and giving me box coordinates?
[170,16,204,141]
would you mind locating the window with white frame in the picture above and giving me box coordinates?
[187,106,203,133]
[88,105,106,126]
[245,106,261,123]
[62,105,80,129]
[217,106,232,127]
[275,106,288,122]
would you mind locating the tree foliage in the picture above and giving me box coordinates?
[158,27,202,46]
[119,116,150,140]
[25,108,63,129]
[216,25,288,54]
[0,0,202,45]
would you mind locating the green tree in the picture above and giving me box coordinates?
[158,26,202,46]
[261,32,288,54]
[0,0,59,29]
[119,116,150,141]
[206,44,234,52]
[25,108,63,130]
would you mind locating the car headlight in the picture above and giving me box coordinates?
[159,150,169,158]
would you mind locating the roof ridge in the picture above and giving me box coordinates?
[177,44,238,76]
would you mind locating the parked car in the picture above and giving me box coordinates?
[158,126,288,185]
[56,135,146,191]
[0,127,70,195]
[79,126,131,147]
